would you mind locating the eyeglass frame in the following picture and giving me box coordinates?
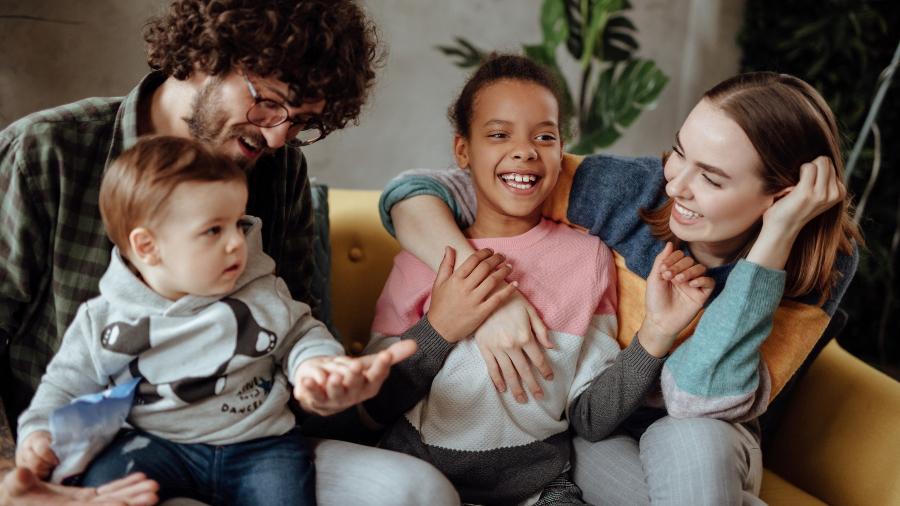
[242,75,325,147]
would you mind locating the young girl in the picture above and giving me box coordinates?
[381,72,861,504]
[360,55,713,505]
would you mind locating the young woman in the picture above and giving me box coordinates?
[378,72,862,504]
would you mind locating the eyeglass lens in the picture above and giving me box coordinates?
[248,100,323,145]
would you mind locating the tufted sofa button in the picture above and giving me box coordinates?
[348,246,364,262]
[349,341,365,354]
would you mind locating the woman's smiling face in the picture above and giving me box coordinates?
[664,99,777,264]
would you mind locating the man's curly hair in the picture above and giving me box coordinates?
[144,0,381,135]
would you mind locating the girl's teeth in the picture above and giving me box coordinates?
[499,173,539,190]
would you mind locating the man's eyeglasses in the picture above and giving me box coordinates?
[243,76,324,147]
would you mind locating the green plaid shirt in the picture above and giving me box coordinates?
[0,72,322,426]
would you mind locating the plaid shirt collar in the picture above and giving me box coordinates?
[105,71,167,170]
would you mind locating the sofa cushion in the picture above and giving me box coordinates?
[759,469,826,505]
[759,309,847,445]
[310,183,334,334]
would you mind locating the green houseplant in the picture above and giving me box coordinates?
[437,0,668,154]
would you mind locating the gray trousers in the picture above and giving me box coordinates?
[572,416,764,506]
[162,438,460,506]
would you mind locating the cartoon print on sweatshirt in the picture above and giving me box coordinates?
[101,298,278,405]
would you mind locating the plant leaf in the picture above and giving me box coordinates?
[580,0,615,69]
[576,58,667,152]
[599,14,638,62]
[435,37,485,69]
[564,0,584,60]
[539,0,568,51]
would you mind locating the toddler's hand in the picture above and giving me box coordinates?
[293,340,417,416]
[428,247,517,343]
[15,431,58,480]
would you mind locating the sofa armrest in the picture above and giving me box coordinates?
[765,339,900,505]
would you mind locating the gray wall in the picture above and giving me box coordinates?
[0,0,744,189]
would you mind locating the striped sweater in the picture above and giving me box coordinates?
[379,154,858,422]
[362,219,664,505]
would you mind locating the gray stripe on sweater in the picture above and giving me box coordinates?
[381,416,571,505]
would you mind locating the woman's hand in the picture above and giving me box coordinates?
[428,247,517,344]
[749,156,846,269]
[473,292,553,403]
[763,156,846,234]
[639,242,715,357]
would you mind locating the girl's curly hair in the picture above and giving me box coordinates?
[144,0,381,136]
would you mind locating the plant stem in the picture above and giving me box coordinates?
[579,63,592,132]
[845,40,900,183]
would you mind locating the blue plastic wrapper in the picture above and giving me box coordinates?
[48,378,140,483]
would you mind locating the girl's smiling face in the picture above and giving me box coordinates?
[454,79,563,238]
[664,98,778,265]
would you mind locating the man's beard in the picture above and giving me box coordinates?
[184,78,267,169]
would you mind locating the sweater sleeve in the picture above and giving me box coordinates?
[17,304,108,443]
[661,260,784,421]
[567,242,666,441]
[662,247,859,421]
[379,168,478,237]
[361,316,455,427]
[359,252,456,426]
[277,276,345,381]
[569,338,665,441]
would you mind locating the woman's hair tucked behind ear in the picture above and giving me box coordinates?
[449,53,568,139]
[143,0,383,136]
[641,72,863,301]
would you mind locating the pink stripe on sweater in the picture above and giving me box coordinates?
[373,220,616,338]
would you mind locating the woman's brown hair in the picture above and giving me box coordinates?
[641,72,863,301]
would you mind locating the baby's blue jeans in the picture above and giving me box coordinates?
[80,427,314,506]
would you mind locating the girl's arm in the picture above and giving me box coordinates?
[663,158,850,420]
[361,248,516,427]
[385,173,554,401]
[569,339,664,441]
[571,243,712,440]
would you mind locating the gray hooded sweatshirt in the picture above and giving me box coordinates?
[18,217,342,445]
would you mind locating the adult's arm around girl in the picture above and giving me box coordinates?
[383,172,554,402]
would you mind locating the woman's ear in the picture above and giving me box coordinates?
[453,134,470,170]
[128,227,160,265]
[766,186,795,208]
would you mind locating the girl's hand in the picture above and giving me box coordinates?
[427,247,517,344]
[639,243,714,357]
[473,293,553,403]
[14,431,57,480]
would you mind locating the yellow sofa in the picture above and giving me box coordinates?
[327,188,900,506]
